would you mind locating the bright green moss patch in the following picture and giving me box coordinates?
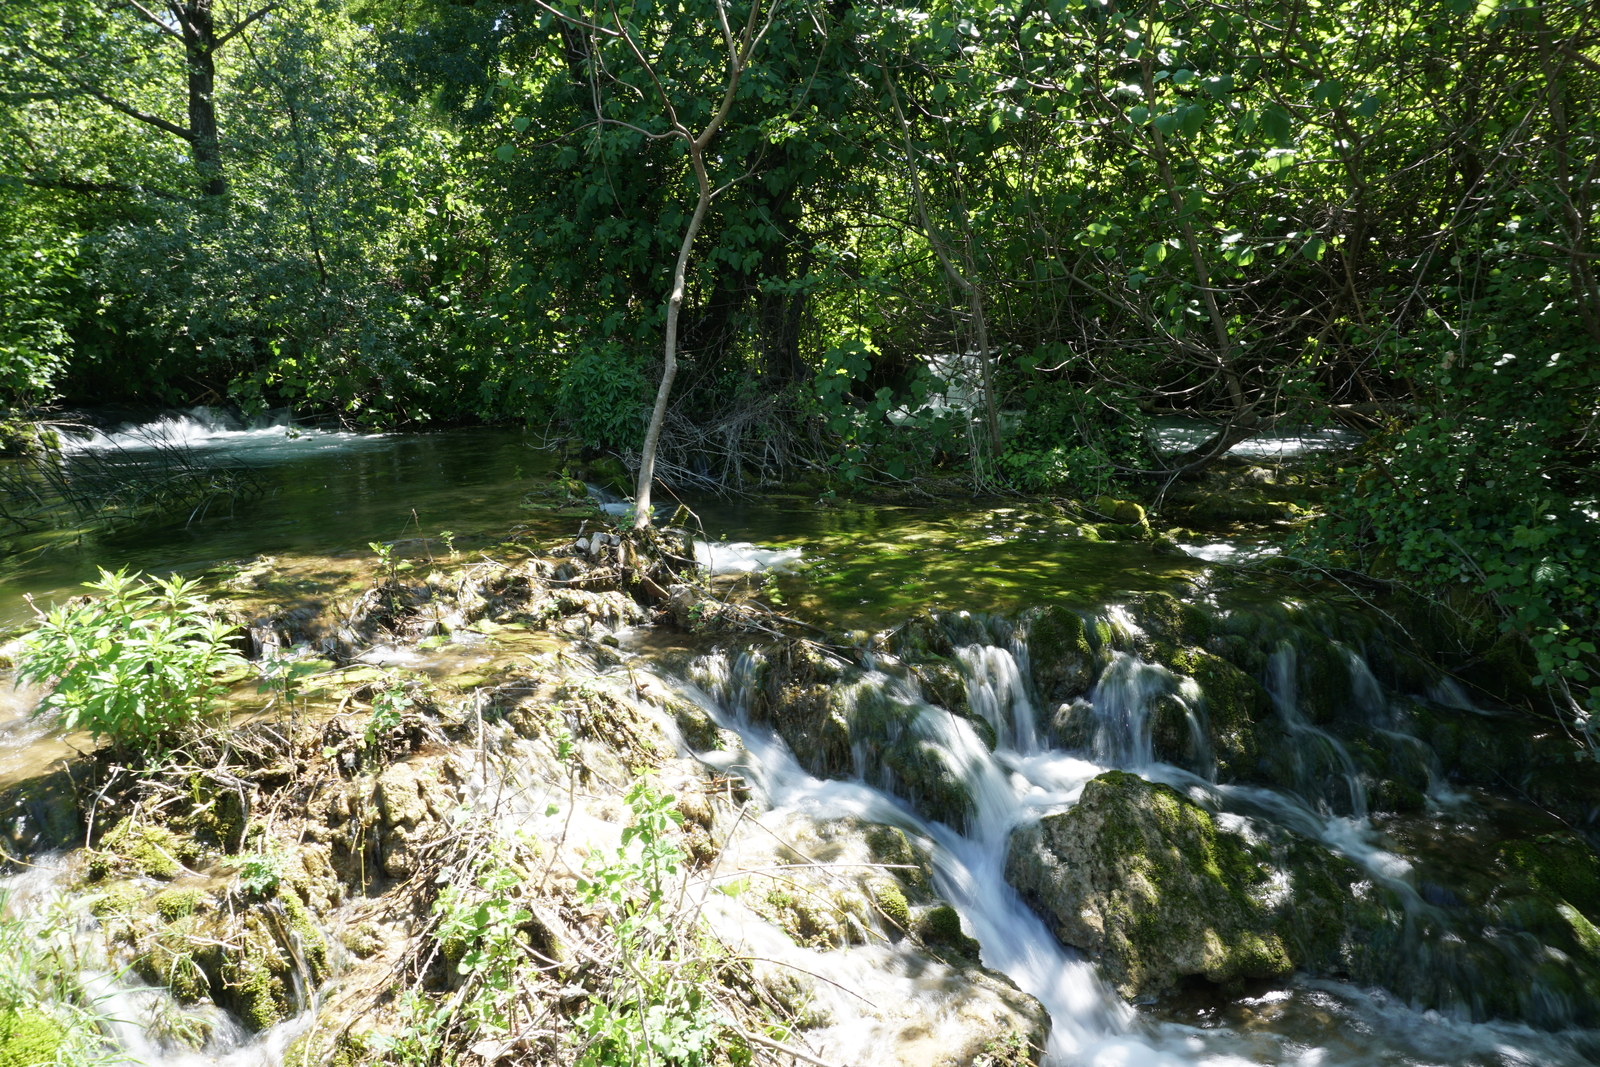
[0,1009,62,1067]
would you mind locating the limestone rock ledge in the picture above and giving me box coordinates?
[1005,770,1296,999]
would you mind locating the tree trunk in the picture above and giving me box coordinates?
[180,0,225,197]
[633,150,712,528]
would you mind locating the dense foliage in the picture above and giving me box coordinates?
[1,0,1597,715]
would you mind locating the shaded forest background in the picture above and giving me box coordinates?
[1,0,1597,724]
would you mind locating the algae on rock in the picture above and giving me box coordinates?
[1006,770,1293,998]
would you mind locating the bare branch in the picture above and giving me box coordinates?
[215,2,283,48]
[122,0,183,39]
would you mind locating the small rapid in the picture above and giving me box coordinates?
[653,609,1600,1066]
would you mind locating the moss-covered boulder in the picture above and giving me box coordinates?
[92,818,195,880]
[1159,646,1272,781]
[1006,771,1292,998]
[1024,606,1093,705]
[1005,771,1403,1000]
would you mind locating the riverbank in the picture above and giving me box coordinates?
[1,478,1597,1065]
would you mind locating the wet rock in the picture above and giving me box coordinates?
[916,904,982,961]
[0,768,84,858]
[1006,770,1294,999]
[1024,606,1093,705]
[1043,698,1094,750]
[93,818,195,880]
[374,762,429,830]
[1160,647,1271,781]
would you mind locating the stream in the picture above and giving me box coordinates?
[2,410,1596,1066]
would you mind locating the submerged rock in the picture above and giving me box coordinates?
[1006,770,1293,998]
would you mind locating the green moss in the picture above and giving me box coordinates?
[882,738,973,832]
[221,919,292,1032]
[286,1029,370,1067]
[154,887,205,922]
[282,892,330,982]
[917,905,982,959]
[863,825,930,893]
[100,818,185,879]
[341,922,383,959]
[872,880,911,929]
[0,1009,63,1067]
[1500,834,1600,918]
[91,880,147,917]
[1559,903,1600,957]
[1027,606,1094,704]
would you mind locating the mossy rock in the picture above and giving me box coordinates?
[583,456,632,495]
[916,904,981,960]
[890,612,956,660]
[1499,834,1600,920]
[1094,521,1153,542]
[218,914,295,1031]
[179,774,249,855]
[90,880,148,917]
[1134,592,1212,647]
[870,879,911,929]
[863,824,931,894]
[153,886,206,922]
[908,658,970,718]
[285,1028,371,1067]
[1005,770,1293,998]
[98,818,192,880]
[0,420,60,457]
[881,735,974,832]
[1043,699,1094,751]
[1161,646,1269,780]
[0,1009,62,1067]
[1094,496,1147,525]
[341,922,383,959]
[665,697,719,751]
[1025,606,1093,705]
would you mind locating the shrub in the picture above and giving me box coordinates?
[18,568,246,757]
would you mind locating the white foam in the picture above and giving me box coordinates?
[693,541,803,575]
[62,407,370,458]
[1179,542,1281,563]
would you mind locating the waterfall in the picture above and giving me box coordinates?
[661,613,1600,1066]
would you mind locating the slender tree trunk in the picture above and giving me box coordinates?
[633,151,712,527]
[180,0,226,197]
[884,74,1003,464]
[1138,50,1252,470]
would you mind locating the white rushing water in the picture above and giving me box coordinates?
[653,619,1600,1067]
[61,407,374,461]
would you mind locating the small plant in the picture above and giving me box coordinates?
[369,541,394,573]
[434,862,531,1034]
[0,890,118,1065]
[572,781,726,1066]
[364,679,412,754]
[19,568,246,757]
[256,652,322,712]
[227,841,286,896]
[437,530,457,557]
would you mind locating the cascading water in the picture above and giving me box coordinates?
[657,609,1600,1066]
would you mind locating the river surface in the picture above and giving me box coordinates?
[2,411,1595,1067]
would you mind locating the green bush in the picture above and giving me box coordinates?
[18,568,246,757]
[1000,376,1149,498]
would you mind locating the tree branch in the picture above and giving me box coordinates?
[123,0,184,39]
[20,45,193,141]
[215,2,283,48]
